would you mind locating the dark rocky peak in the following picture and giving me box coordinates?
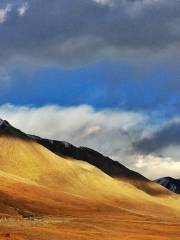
[0,119,29,139]
[154,177,180,194]
[0,119,11,130]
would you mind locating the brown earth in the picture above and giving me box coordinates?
[0,135,179,239]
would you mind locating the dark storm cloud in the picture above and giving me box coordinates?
[1,0,180,67]
[135,120,180,154]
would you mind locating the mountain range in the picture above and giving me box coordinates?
[0,118,179,240]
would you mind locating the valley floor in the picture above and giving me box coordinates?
[0,214,180,240]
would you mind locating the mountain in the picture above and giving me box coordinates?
[0,119,169,196]
[154,177,180,194]
[0,118,175,214]
[0,119,180,239]
[29,134,144,180]
[0,119,28,139]
[28,135,172,196]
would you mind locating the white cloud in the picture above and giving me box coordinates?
[18,2,28,17]
[93,0,114,6]
[0,103,146,165]
[0,2,28,24]
[134,154,180,179]
[0,103,179,179]
[0,104,146,142]
[0,4,11,24]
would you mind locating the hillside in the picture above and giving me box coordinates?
[0,134,177,217]
[29,135,173,196]
[0,119,169,196]
[0,119,180,239]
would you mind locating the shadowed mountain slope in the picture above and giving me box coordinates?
[154,177,180,194]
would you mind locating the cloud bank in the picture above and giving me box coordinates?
[0,104,179,179]
[135,117,180,153]
[1,0,180,67]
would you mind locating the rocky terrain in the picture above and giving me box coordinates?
[154,177,180,194]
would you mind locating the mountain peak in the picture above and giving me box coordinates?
[0,119,29,139]
[0,119,11,130]
[154,177,180,194]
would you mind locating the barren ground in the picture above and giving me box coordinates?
[0,214,180,240]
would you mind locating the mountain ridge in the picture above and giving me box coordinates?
[154,177,180,194]
[0,118,147,182]
[0,118,173,196]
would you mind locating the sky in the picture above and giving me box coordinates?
[0,0,180,179]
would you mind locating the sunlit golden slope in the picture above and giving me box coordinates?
[0,134,180,240]
[0,135,179,221]
[0,119,174,197]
